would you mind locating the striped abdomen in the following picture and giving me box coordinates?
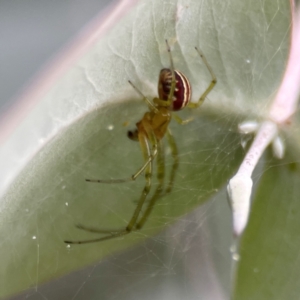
[158,68,191,111]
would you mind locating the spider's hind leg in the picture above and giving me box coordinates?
[188,47,217,108]
[165,40,176,105]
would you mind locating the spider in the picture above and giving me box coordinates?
[65,40,216,244]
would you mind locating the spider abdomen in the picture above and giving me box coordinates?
[158,68,191,111]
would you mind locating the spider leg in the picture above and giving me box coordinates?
[165,128,179,194]
[64,230,127,244]
[64,131,157,244]
[172,113,194,125]
[128,80,158,113]
[165,40,176,105]
[135,128,179,229]
[188,47,217,108]
[134,129,179,229]
[135,139,165,230]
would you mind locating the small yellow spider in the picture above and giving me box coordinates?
[65,40,216,244]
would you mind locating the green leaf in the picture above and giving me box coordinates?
[0,101,243,298]
[0,0,291,298]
